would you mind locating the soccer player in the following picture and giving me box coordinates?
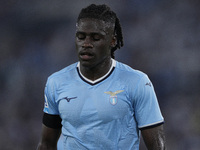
[37,4,166,150]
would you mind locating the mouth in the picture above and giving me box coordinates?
[79,51,94,60]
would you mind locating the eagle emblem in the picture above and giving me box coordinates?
[104,90,124,105]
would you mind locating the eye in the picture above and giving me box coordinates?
[92,34,101,41]
[76,33,85,40]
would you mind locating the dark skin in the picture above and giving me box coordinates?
[75,18,115,81]
[37,18,166,150]
[141,125,166,150]
[37,125,61,150]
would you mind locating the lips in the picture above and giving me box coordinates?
[79,51,94,60]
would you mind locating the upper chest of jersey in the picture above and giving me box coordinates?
[56,80,133,125]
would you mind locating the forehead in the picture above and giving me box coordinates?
[76,18,114,34]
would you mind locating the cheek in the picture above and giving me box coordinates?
[75,40,82,50]
[97,44,111,56]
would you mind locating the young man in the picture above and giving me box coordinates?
[37,4,166,150]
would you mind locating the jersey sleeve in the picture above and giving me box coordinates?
[132,74,164,129]
[43,77,59,115]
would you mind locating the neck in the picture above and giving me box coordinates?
[79,57,112,81]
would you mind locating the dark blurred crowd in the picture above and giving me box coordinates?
[0,0,200,149]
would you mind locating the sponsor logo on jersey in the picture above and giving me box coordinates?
[104,90,124,105]
[64,96,77,102]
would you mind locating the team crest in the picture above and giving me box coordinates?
[104,90,124,105]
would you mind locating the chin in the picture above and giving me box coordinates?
[79,59,95,68]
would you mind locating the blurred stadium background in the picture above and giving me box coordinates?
[0,0,200,149]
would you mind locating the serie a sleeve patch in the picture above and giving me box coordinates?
[43,113,62,129]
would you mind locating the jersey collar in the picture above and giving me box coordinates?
[77,59,116,85]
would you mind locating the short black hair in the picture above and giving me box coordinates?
[77,4,124,58]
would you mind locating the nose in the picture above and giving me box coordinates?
[82,37,93,48]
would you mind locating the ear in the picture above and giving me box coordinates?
[110,36,117,48]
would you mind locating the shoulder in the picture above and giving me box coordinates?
[47,62,78,85]
[115,60,147,81]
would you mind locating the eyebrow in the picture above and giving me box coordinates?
[76,31,106,36]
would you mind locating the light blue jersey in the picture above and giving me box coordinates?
[43,59,164,150]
